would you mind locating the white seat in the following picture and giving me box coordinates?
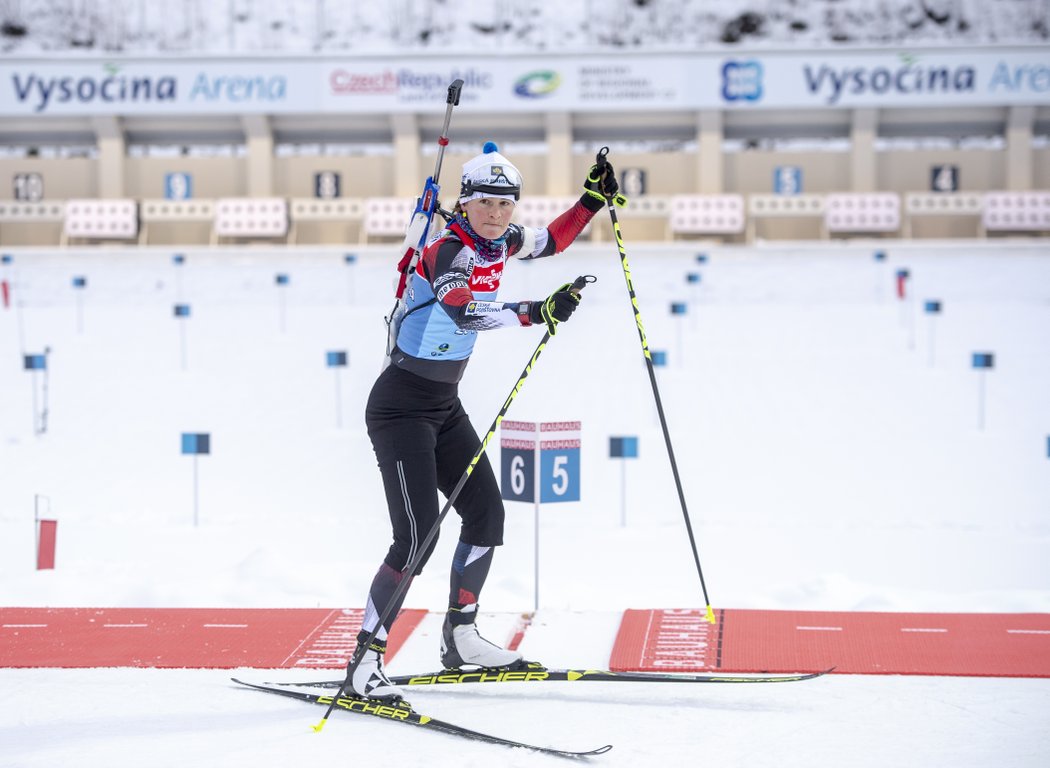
[670,195,745,237]
[64,199,139,242]
[214,198,288,241]
[982,191,1050,233]
[825,193,900,235]
[363,197,415,242]
[512,197,591,236]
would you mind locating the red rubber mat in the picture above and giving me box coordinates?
[0,607,425,669]
[610,608,1050,677]
[6,606,1048,676]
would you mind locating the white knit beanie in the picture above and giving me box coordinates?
[459,141,522,204]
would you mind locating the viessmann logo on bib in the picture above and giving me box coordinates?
[470,263,503,292]
[721,60,763,102]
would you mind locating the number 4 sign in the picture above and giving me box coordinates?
[931,165,959,193]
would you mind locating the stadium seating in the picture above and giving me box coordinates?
[63,199,139,244]
[11,190,1050,247]
[618,195,671,219]
[982,191,1050,235]
[0,201,66,244]
[363,198,415,243]
[669,195,745,239]
[746,194,825,241]
[0,200,66,223]
[824,193,901,236]
[140,199,215,245]
[902,192,983,237]
[213,198,288,243]
[288,197,365,244]
[512,197,593,238]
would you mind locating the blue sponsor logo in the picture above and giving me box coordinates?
[514,71,562,98]
[722,60,763,102]
[10,63,176,113]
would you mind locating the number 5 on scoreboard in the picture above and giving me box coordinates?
[540,448,580,503]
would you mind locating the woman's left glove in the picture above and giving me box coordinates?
[528,283,582,336]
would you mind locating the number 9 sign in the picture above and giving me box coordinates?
[165,172,192,200]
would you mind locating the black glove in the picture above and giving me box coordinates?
[529,283,581,336]
[583,160,620,201]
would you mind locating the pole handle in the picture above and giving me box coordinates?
[570,274,597,295]
[447,79,464,106]
[592,147,627,207]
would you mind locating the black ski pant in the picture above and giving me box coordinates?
[365,363,505,577]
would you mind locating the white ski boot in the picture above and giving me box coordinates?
[349,642,402,701]
[440,609,523,669]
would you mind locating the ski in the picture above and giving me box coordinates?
[261,663,833,690]
[394,665,833,687]
[231,677,612,759]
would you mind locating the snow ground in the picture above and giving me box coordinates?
[1,238,1049,766]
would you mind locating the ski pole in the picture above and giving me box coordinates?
[313,274,597,732]
[596,147,716,624]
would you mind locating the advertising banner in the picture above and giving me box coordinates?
[1,47,1045,117]
[0,58,320,116]
[716,48,1050,109]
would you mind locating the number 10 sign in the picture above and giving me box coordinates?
[500,420,581,503]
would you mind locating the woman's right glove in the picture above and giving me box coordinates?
[529,283,581,336]
[583,160,627,208]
